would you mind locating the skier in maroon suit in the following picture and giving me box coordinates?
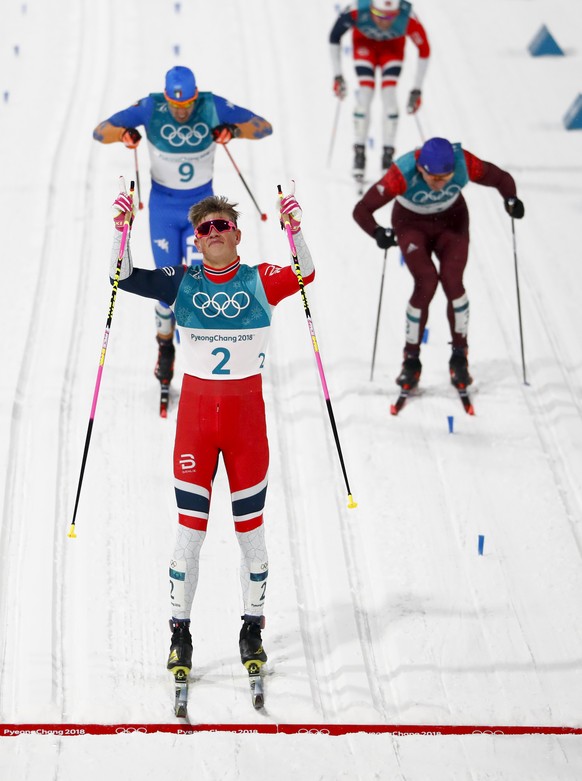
[353,137,524,390]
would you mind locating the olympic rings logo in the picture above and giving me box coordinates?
[160,123,209,147]
[412,184,461,205]
[193,291,251,318]
[297,728,331,735]
[115,727,148,734]
[471,730,505,735]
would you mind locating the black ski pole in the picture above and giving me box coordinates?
[370,248,388,381]
[134,148,144,210]
[222,145,267,221]
[327,99,342,168]
[511,218,528,385]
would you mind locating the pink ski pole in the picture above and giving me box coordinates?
[277,185,357,509]
[68,179,135,538]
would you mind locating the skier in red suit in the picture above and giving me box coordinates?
[330,0,430,179]
[109,189,314,681]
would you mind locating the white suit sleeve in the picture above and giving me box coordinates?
[413,56,429,91]
[110,228,133,281]
[292,230,314,277]
[330,42,342,76]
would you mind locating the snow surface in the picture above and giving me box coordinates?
[1,0,582,777]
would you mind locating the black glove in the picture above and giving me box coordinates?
[121,127,142,149]
[407,89,421,114]
[333,75,347,100]
[504,196,525,219]
[212,123,241,143]
[374,226,397,250]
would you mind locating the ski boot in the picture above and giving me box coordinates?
[168,619,192,717]
[449,348,473,389]
[382,145,395,171]
[167,618,193,674]
[240,616,267,708]
[353,144,366,181]
[155,335,175,417]
[396,353,422,390]
[239,615,267,670]
[155,335,175,384]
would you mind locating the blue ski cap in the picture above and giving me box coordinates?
[164,66,197,103]
[417,137,455,174]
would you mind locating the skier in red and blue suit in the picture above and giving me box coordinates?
[330,0,430,178]
[353,137,525,390]
[108,188,313,678]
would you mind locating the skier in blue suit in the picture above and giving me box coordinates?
[94,65,272,392]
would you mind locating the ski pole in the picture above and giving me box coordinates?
[222,144,267,221]
[511,218,528,385]
[68,178,135,539]
[327,99,342,168]
[277,184,357,510]
[413,112,425,143]
[134,148,144,210]
[370,248,388,381]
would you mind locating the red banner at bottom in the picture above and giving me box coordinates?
[1,723,581,737]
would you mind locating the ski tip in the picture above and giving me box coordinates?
[160,406,168,419]
[390,404,399,416]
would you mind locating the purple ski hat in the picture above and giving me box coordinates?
[164,66,197,103]
[417,137,455,174]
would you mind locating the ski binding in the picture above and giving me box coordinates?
[247,662,264,709]
[173,669,189,718]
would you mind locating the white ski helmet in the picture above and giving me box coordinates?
[371,0,400,14]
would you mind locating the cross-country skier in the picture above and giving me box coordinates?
[329,0,430,180]
[94,66,272,398]
[108,187,313,689]
[353,136,525,390]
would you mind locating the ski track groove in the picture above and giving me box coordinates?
[255,0,342,721]
[474,209,582,559]
[0,0,95,721]
[418,400,544,719]
[428,0,582,553]
[317,386,393,718]
[46,0,113,725]
[257,0,401,735]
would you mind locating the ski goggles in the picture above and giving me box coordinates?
[195,218,237,237]
[371,7,398,20]
[424,171,455,183]
[165,89,199,109]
